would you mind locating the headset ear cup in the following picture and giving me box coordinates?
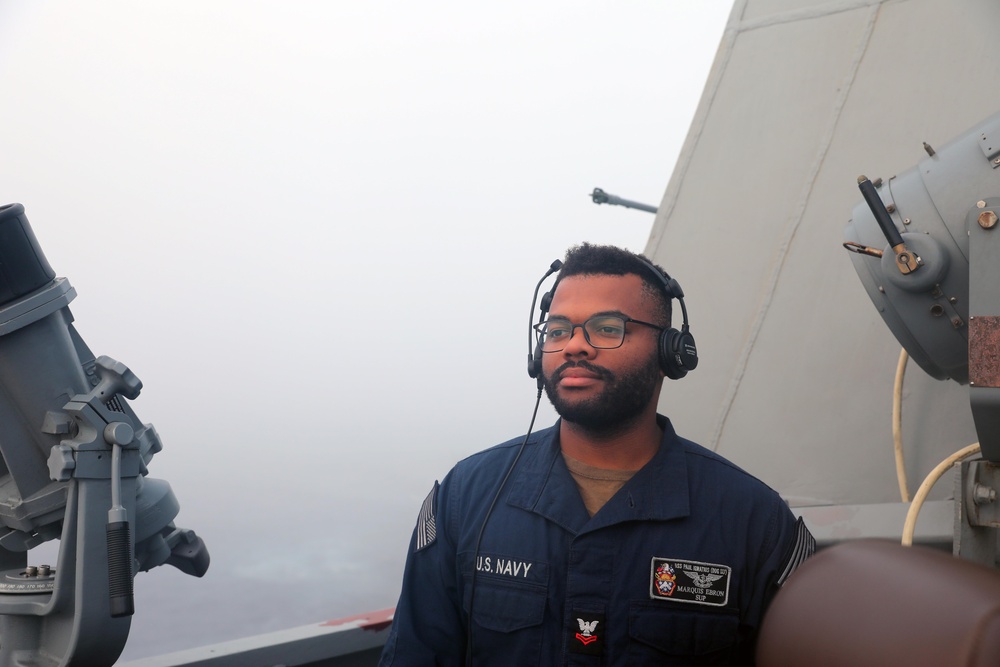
[677,329,698,373]
[659,329,685,380]
[659,328,698,380]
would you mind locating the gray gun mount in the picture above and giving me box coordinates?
[0,203,209,666]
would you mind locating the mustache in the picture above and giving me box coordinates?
[551,360,614,382]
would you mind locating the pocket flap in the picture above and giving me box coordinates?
[465,581,546,633]
[629,602,739,655]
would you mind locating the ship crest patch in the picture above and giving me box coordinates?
[653,561,677,596]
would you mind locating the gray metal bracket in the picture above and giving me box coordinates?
[953,460,1000,567]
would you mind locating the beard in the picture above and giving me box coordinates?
[542,359,662,434]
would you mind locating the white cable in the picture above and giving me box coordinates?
[901,442,980,547]
[892,348,910,502]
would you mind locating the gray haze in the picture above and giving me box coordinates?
[0,1,730,660]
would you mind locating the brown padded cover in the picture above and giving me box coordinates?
[756,539,1000,667]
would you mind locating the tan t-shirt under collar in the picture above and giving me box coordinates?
[562,453,638,518]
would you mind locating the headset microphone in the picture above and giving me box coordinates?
[469,258,561,664]
[526,259,562,385]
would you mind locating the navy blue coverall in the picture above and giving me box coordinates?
[380,416,813,666]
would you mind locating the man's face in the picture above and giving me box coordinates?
[540,273,664,433]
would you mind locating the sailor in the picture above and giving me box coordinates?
[380,243,814,665]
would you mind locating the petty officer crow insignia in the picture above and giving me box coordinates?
[414,481,438,552]
[569,611,605,656]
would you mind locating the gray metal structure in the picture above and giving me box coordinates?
[589,188,658,214]
[119,609,393,667]
[645,0,1000,555]
[843,111,1000,566]
[0,204,208,666]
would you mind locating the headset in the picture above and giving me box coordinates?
[526,260,563,387]
[527,256,698,381]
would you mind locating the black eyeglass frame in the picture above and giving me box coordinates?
[532,315,664,353]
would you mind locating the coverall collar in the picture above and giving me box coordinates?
[505,415,691,535]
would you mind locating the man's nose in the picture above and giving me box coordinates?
[562,325,594,356]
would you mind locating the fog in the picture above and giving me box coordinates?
[0,1,730,659]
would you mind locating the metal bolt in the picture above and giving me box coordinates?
[973,483,997,505]
[978,200,988,209]
[949,297,958,304]
[979,210,998,229]
[903,218,911,225]
[873,177,883,187]
[886,204,896,214]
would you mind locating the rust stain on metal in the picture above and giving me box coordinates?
[969,316,1000,387]
[320,607,394,632]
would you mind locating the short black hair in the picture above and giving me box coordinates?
[551,243,672,327]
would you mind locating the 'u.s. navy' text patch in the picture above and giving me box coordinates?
[650,557,731,606]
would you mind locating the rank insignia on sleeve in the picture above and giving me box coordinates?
[568,611,605,656]
[414,481,439,552]
[650,557,731,606]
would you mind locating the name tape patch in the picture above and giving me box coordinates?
[650,557,731,606]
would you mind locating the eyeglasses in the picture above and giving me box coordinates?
[533,315,664,352]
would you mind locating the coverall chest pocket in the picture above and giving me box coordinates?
[462,575,547,663]
[627,602,740,665]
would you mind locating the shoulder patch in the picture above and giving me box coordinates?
[777,517,816,586]
[414,481,439,552]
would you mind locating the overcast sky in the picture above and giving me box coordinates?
[0,1,731,660]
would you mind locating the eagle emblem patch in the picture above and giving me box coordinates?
[569,610,605,655]
[576,618,599,645]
